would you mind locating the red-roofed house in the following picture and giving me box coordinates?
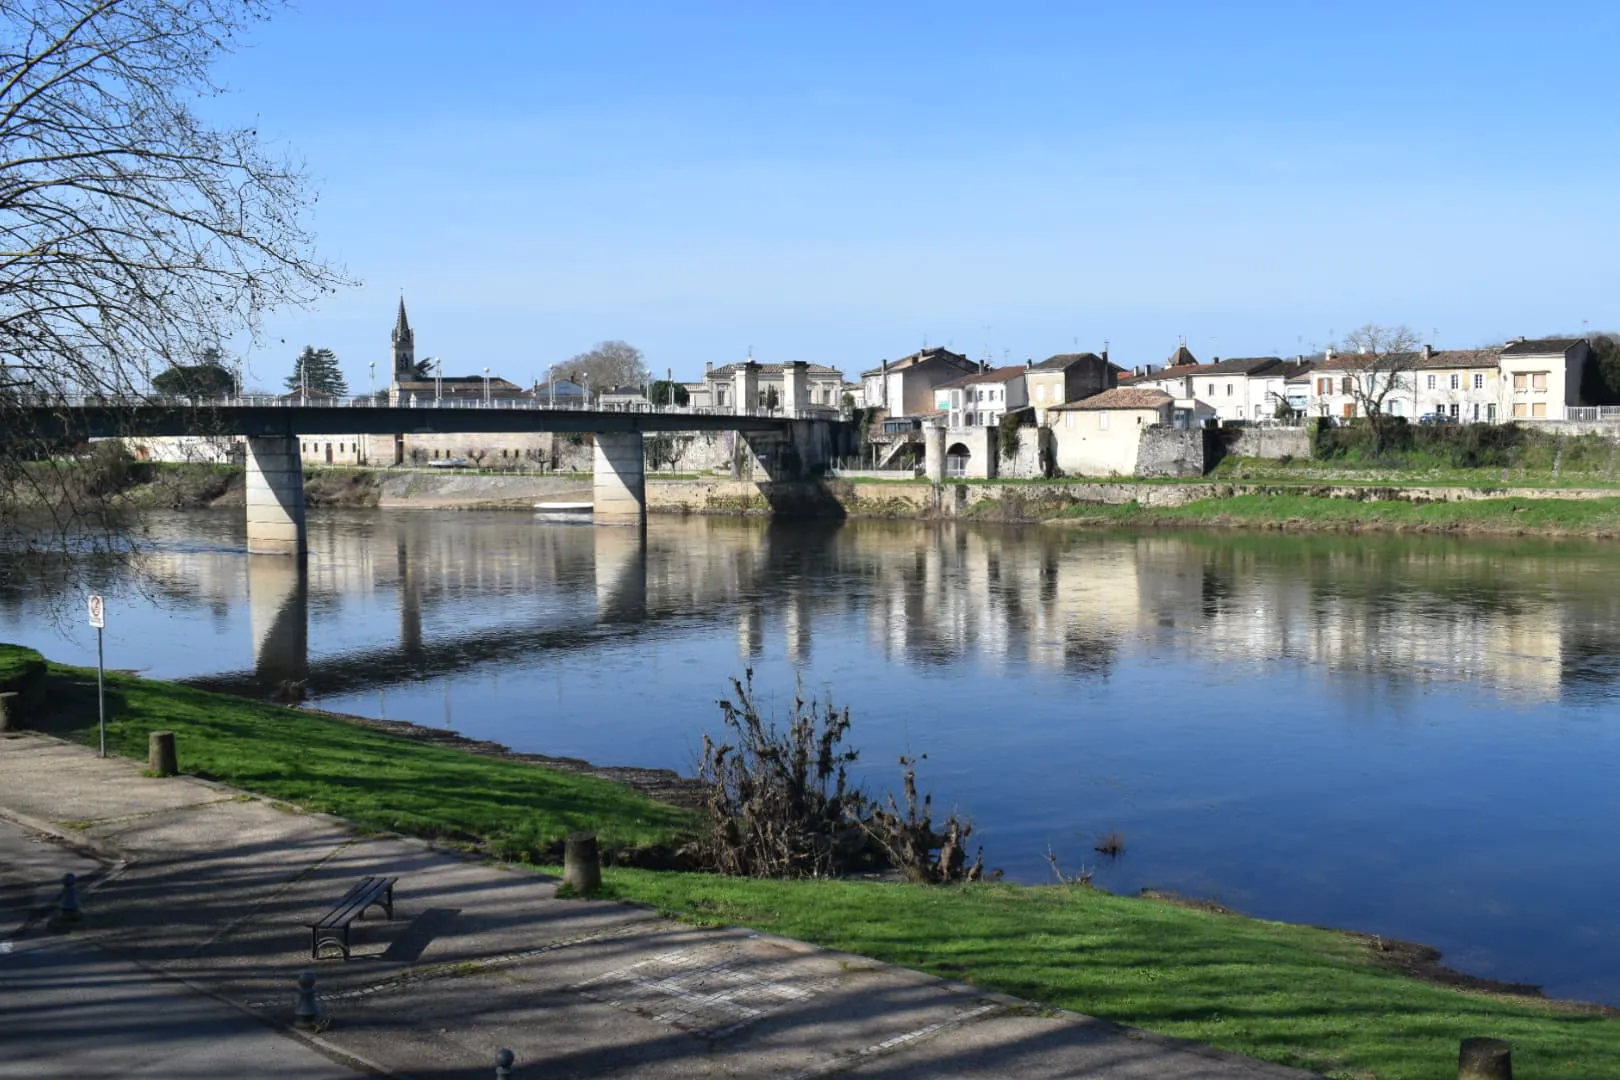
[935,364,1029,428]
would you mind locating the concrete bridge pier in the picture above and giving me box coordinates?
[245,436,307,558]
[593,431,646,527]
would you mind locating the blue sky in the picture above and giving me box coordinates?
[210,1,1620,389]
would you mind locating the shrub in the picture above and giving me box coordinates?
[697,672,981,882]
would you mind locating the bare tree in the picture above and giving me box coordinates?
[1339,323,1421,454]
[565,340,648,392]
[0,0,347,572]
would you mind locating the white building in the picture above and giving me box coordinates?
[936,365,1029,428]
[1130,354,1303,423]
[859,347,979,420]
[1048,387,1174,476]
[1499,337,1591,420]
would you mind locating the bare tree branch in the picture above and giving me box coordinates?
[0,0,349,578]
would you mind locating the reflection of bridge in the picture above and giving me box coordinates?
[18,398,852,555]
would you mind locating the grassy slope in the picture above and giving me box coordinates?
[1052,493,1620,534]
[30,657,695,857]
[588,870,1620,1080]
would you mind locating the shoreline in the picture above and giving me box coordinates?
[121,462,1620,538]
[9,646,1620,1073]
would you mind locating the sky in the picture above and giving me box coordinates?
[205,1,1620,391]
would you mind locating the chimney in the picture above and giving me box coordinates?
[1211,356,1220,364]
[1515,335,1526,343]
[1422,344,1433,360]
[1101,349,1109,363]
[1025,357,1032,369]
[979,359,988,373]
[1324,346,1336,360]
[704,361,713,376]
[881,358,888,373]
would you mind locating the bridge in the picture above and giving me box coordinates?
[12,395,855,557]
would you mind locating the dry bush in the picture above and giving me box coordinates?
[698,673,982,883]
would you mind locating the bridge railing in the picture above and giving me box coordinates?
[43,393,839,420]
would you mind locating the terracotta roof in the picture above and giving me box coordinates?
[934,364,1029,390]
[1051,387,1173,411]
[1501,337,1584,356]
[1136,356,1286,379]
[859,347,974,378]
[1030,351,1106,371]
[1311,348,1499,373]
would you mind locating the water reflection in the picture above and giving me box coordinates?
[43,513,1620,708]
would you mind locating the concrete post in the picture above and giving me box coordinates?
[148,731,178,776]
[733,362,760,416]
[495,1049,515,1079]
[293,971,322,1029]
[592,432,646,527]
[923,421,947,483]
[245,436,307,558]
[563,832,602,895]
[783,361,810,417]
[1458,1038,1511,1079]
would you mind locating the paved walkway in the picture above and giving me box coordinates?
[0,732,1316,1078]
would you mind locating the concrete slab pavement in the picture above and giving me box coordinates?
[0,730,1319,1078]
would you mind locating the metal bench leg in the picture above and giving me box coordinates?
[382,883,394,920]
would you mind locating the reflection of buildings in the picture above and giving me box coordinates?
[116,510,1620,706]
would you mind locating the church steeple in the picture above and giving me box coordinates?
[391,297,416,382]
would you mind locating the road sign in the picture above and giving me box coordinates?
[87,594,104,629]
[88,594,106,755]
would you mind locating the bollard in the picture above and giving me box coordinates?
[293,970,323,1030]
[55,872,84,926]
[562,831,601,895]
[494,1048,515,1078]
[0,691,19,732]
[1459,1037,1511,1079]
[148,731,178,777]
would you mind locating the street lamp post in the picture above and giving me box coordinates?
[435,357,442,405]
[368,360,375,401]
[483,366,490,404]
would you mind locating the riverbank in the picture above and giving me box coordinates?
[7,644,1620,1078]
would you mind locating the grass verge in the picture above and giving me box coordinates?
[16,652,695,861]
[1051,493,1620,535]
[12,645,1620,1077]
[582,868,1620,1080]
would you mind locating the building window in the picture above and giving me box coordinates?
[1035,384,1046,402]
[1427,374,1436,389]
[1472,403,1479,421]
[1226,383,1233,396]
[1512,402,1527,418]
[1473,373,1484,390]
[1316,378,1330,395]
[1340,377,1353,394]
[1487,403,1497,422]
[1532,402,1547,418]
[1207,382,1214,395]
[1532,372,1548,390]
[1449,404,1459,418]
[1448,374,1459,390]
[1513,373,1527,391]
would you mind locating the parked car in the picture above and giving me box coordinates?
[426,457,469,468]
[1418,412,1456,425]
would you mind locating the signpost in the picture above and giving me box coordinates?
[87,594,105,757]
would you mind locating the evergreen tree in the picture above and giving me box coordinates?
[285,346,348,396]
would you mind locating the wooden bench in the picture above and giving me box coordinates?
[307,876,397,960]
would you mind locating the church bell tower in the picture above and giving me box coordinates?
[391,298,416,383]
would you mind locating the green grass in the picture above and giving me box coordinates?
[0,643,43,691]
[581,869,1620,1080]
[13,650,695,860]
[1052,493,1620,535]
[1209,454,1620,491]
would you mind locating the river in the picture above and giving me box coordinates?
[4,509,1619,1004]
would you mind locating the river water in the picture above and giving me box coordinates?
[4,509,1619,1003]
